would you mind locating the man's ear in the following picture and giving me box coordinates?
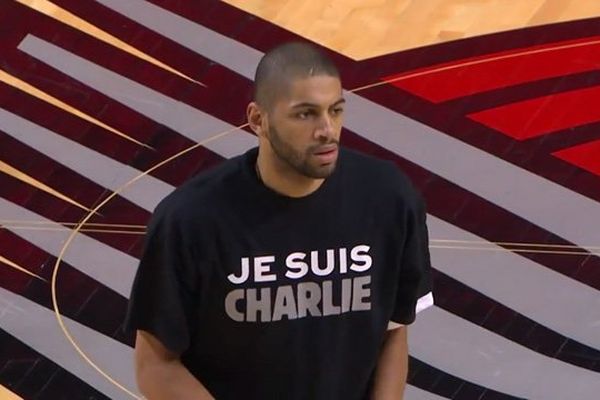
[247,102,267,138]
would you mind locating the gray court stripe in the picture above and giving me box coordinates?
[17,35,257,160]
[0,108,172,212]
[95,0,600,255]
[429,214,600,350]
[0,198,137,298]
[411,307,600,400]
[96,0,262,80]
[0,287,138,400]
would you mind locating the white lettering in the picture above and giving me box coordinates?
[254,255,277,282]
[227,257,250,284]
[339,247,348,274]
[224,289,245,321]
[352,275,371,311]
[272,285,298,321]
[350,245,372,272]
[285,252,309,279]
[225,276,372,322]
[310,250,335,276]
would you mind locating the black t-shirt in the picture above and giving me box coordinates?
[125,146,433,400]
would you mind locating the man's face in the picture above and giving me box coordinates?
[266,74,344,179]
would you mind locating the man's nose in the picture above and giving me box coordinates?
[314,114,334,140]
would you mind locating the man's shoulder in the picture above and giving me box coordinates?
[339,147,415,192]
[154,154,244,219]
[339,147,425,216]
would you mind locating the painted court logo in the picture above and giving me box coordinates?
[225,245,373,322]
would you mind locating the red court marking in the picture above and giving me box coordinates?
[381,36,600,102]
[554,139,600,177]
[467,85,600,140]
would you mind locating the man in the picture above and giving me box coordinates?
[126,41,433,399]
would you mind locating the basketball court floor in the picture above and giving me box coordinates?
[1,1,599,399]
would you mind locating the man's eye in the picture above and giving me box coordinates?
[331,108,344,115]
[297,111,312,119]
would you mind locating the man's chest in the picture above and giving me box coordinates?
[199,206,403,325]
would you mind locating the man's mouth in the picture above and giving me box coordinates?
[313,145,338,164]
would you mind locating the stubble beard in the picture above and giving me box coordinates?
[267,124,338,179]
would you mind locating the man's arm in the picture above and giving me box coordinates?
[134,330,215,400]
[370,326,409,400]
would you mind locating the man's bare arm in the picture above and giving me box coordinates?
[134,330,215,400]
[370,326,409,400]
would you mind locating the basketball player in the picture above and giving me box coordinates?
[126,42,434,400]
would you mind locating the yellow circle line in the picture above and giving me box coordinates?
[3,220,600,251]
[4,221,600,252]
[429,245,599,257]
[0,225,146,235]
[4,222,598,252]
[430,239,600,251]
[51,123,248,399]
[0,220,146,229]
[1,225,145,235]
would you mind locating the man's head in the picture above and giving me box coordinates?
[247,42,344,180]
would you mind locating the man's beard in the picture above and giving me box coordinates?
[267,124,339,179]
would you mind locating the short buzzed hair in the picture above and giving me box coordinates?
[254,42,340,109]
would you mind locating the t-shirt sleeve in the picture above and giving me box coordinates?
[124,201,199,354]
[388,191,434,328]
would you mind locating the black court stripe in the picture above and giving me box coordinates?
[409,357,525,400]
[433,269,600,373]
[0,329,109,400]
